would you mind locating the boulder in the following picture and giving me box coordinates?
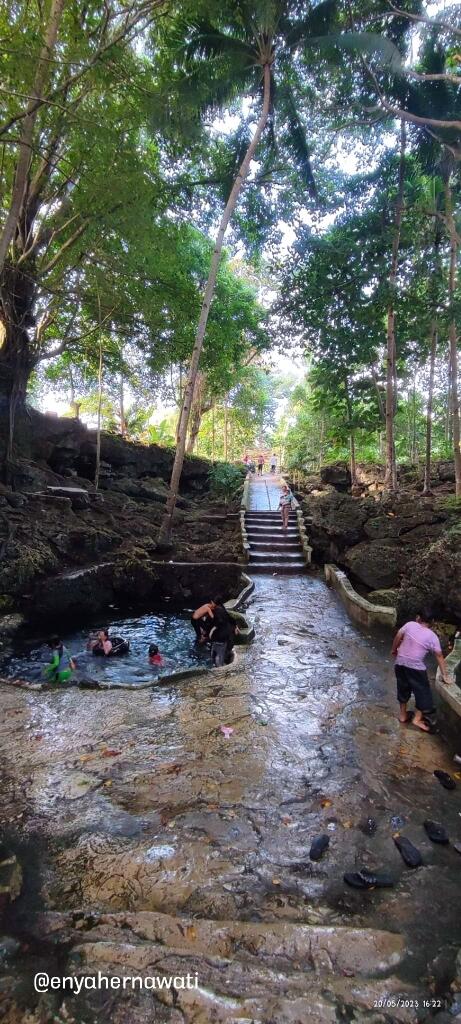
[344,539,410,589]
[308,492,373,548]
[397,528,461,624]
[320,462,351,491]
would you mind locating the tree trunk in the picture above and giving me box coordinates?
[94,320,103,491]
[211,402,215,462]
[158,63,272,544]
[423,320,437,494]
[186,372,204,454]
[0,261,36,473]
[119,374,126,438]
[0,0,65,275]
[445,177,461,497]
[344,380,357,486]
[223,402,228,461]
[384,120,406,491]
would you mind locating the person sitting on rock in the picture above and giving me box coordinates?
[43,636,76,684]
[190,601,217,643]
[148,644,163,666]
[391,607,451,732]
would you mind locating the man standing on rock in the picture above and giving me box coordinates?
[391,608,451,732]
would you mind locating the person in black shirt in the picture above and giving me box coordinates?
[208,598,234,667]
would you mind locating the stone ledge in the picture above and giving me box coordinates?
[324,563,397,628]
[434,636,461,734]
[296,509,313,565]
[240,475,250,510]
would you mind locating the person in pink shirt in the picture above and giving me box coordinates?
[391,608,451,732]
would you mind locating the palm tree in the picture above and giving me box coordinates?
[157,0,404,543]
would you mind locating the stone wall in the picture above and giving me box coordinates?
[28,561,247,624]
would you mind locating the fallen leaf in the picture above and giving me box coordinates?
[79,754,93,763]
[101,749,121,758]
[342,821,353,829]
[185,925,196,941]
[321,799,332,808]
[281,816,292,825]
[34,734,43,741]
[272,878,281,885]
[103,780,112,788]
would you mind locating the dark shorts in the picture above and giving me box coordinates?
[395,664,434,714]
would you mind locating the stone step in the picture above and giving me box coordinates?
[246,514,297,522]
[249,540,302,550]
[246,530,299,541]
[250,549,303,561]
[32,911,410,1024]
[249,562,306,574]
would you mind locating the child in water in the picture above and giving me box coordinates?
[148,644,164,667]
[43,636,76,683]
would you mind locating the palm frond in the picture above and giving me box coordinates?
[283,0,340,48]
[277,83,316,195]
[185,22,255,63]
[305,32,403,73]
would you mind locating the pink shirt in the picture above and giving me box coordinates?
[395,621,441,671]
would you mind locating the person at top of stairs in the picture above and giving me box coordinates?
[278,484,296,530]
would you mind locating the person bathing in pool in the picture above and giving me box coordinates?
[148,644,164,666]
[391,607,451,732]
[88,629,129,657]
[43,636,76,684]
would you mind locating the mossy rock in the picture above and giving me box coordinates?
[367,589,399,608]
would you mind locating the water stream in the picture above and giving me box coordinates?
[1,474,461,1018]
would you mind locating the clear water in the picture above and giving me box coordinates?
[1,611,210,687]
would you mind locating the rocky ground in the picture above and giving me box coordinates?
[2,576,461,1024]
[0,412,245,628]
[292,462,461,628]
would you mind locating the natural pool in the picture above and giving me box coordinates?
[1,610,210,687]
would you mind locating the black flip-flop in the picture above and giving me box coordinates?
[309,834,330,861]
[434,770,456,791]
[344,869,394,890]
[393,835,423,867]
[423,820,449,845]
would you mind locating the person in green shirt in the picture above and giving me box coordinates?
[43,636,76,683]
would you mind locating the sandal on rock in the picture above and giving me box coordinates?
[344,869,394,890]
[393,835,423,868]
[434,770,456,791]
[423,819,449,845]
[309,834,330,861]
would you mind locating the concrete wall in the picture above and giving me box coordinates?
[434,636,461,742]
[324,563,397,629]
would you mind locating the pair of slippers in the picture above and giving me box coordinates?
[346,819,454,888]
[394,818,452,866]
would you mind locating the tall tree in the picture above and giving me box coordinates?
[156,0,404,542]
[385,120,406,491]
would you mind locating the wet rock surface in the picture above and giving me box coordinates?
[1,576,461,1022]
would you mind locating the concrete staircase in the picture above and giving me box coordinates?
[246,510,306,574]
